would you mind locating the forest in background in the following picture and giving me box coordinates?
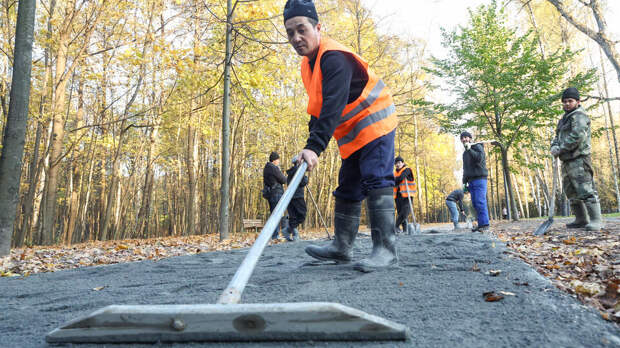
[0,0,619,249]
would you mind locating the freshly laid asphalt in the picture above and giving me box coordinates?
[1,227,619,347]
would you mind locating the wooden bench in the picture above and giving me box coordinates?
[242,219,264,233]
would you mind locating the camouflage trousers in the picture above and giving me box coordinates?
[561,155,599,203]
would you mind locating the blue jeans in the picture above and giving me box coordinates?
[334,130,395,202]
[446,200,459,224]
[469,178,489,227]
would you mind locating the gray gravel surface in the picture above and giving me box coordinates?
[2,230,619,347]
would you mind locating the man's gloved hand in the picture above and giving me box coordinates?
[550,146,560,157]
[463,184,468,193]
[464,142,471,151]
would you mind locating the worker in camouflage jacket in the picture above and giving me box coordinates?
[550,87,603,231]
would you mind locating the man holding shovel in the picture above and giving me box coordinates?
[283,0,399,272]
[550,87,603,231]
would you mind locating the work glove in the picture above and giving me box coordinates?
[550,146,560,157]
[463,184,469,193]
[464,142,471,151]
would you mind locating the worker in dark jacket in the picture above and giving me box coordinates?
[283,156,309,241]
[263,151,287,239]
[393,156,415,234]
[446,188,469,230]
[284,0,399,272]
[460,131,489,232]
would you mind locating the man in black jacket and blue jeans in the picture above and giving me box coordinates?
[460,131,489,232]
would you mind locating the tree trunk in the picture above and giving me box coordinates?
[494,152,501,218]
[423,157,429,222]
[499,147,519,221]
[41,24,72,245]
[413,112,423,222]
[101,120,125,240]
[79,131,96,242]
[603,96,620,212]
[219,0,233,241]
[137,124,158,237]
[65,76,86,244]
[487,154,496,220]
[521,170,530,218]
[16,119,42,247]
[600,51,620,184]
[186,124,198,235]
[511,173,524,219]
[546,0,620,84]
[0,0,37,256]
[524,153,541,217]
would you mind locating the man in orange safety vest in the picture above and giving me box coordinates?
[284,0,399,272]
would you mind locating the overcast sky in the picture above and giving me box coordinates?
[361,0,620,97]
[362,0,620,57]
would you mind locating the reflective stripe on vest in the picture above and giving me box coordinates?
[394,166,416,198]
[301,37,397,159]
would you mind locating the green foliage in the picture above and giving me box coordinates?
[426,0,596,155]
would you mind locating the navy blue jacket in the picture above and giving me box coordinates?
[462,143,488,184]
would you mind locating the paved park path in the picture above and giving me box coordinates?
[2,228,619,347]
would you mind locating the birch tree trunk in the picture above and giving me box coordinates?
[511,173,524,219]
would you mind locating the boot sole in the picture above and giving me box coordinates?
[353,260,399,273]
[305,248,351,264]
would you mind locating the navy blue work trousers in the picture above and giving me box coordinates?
[334,130,396,202]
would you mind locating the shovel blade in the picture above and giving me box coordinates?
[534,218,553,236]
[46,302,409,343]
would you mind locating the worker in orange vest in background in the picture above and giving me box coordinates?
[284,0,399,272]
[393,156,416,234]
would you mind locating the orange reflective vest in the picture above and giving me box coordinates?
[301,37,398,159]
[394,166,416,198]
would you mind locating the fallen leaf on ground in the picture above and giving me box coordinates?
[488,269,501,276]
[596,278,619,309]
[1,271,20,277]
[92,286,106,291]
[483,291,504,302]
[571,280,603,296]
